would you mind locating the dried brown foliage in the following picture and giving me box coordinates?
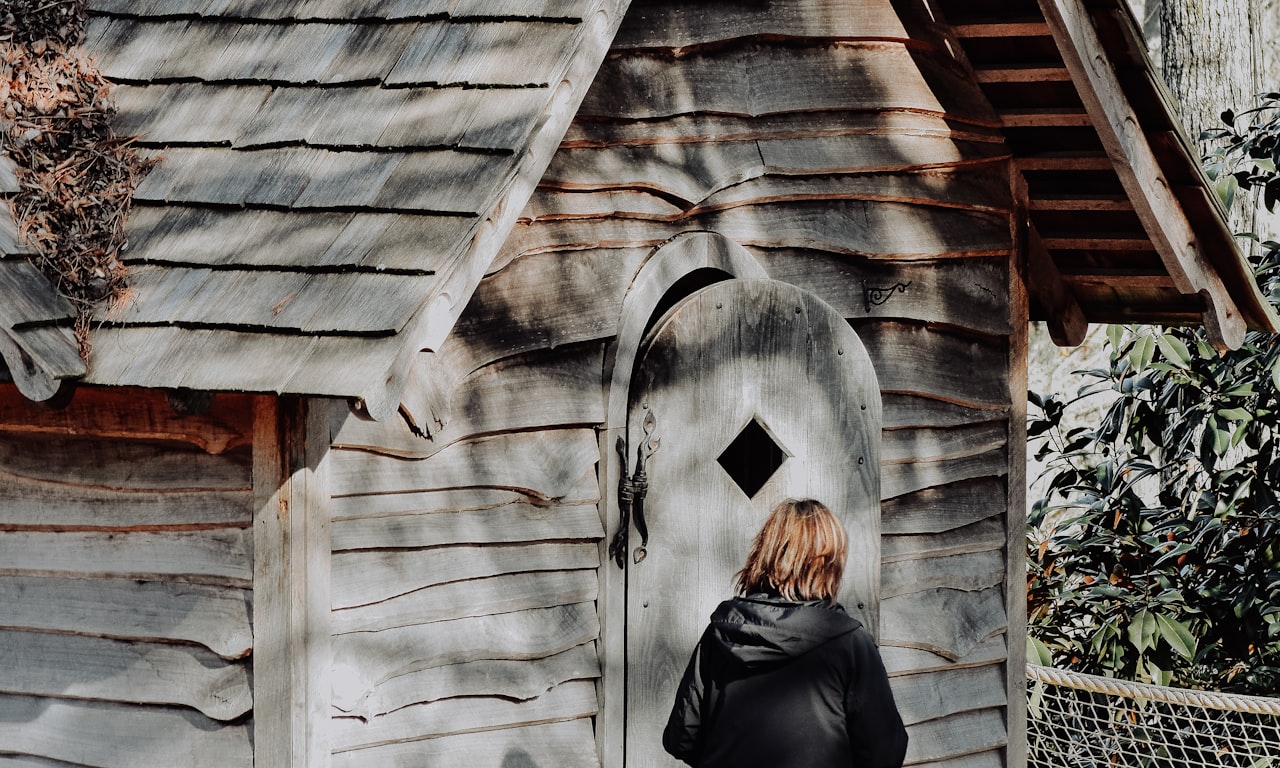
[1,0,153,355]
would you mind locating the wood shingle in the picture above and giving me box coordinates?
[53,0,630,416]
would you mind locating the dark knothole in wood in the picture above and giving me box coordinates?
[717,416,789,498]
[166,389,214,416]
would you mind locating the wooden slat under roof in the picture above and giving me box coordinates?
[933,0,1278,348]
[56,0,628,418]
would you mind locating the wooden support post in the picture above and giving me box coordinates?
[1006,168,1031,768]
[1026,223,1088,347]
[253,395,333,768]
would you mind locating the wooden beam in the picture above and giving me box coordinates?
[999,109,1092,127]
[1014,155,1113,171]
[1038,236,1153,251]
[253,396,333,768]
[1037,0,1246,348]
[975,66,1071,83]
[1027,224,1094,346]
[1062,271,1177,288]
[951,21,1051,38]
[1029,196,1133,211]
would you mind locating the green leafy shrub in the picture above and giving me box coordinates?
[1028,247,1280,694]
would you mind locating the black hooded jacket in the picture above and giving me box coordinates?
[662,594,908,768]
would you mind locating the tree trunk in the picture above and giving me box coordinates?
[1159,0,1259,237]
[1260,0,1280,92]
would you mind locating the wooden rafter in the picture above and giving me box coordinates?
[1037,0,1250,348]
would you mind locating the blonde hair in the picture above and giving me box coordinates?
[735,498,848,604]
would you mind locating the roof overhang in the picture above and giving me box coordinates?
[939,0,1278,348]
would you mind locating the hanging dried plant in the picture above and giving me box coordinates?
[1,0,154,356]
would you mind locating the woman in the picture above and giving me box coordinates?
[662,498,908,768]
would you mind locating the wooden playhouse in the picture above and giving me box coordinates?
[1,0,1275,767]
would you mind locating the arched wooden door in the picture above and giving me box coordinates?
[621,278,882,768]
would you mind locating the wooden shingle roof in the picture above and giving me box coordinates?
[1,0,1272,408]
[67,0,627,418]
[0,156,84,403]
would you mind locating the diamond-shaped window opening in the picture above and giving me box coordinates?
[717,417,791,498]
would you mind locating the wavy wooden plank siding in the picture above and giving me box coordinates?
[328,335,606,760]
[479,1,1017,765]
[324,0,1017,764]
[0,385,255,767]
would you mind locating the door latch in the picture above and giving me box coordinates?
[609,407,660,568]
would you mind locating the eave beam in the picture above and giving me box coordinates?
[1037,0,1245,349]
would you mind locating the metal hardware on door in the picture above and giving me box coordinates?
[608,407,661,569]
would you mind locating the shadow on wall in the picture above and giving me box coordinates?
[504,748,539,768]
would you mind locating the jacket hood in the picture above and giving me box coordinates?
[706,594,862,669]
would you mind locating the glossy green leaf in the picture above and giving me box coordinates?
[1027,635,1055,666]
[1156,333,1191,368]
[1128,608,1156,653]
[1156,614,1197,659]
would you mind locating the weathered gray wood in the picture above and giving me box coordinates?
[0,629,251,721]
[233,84,548,150]
[903,708,1008,766]
[882,587,1006,661]
[1,327,84,402]
[328,429,600,501]
[0,388,253,455]
[755,252,1011,334]
[579,41,997,124]
[882,516,1005,562]
[610,0,915,48]
[503,201,1012,270]
[882,393,1010,430]
[331,679,598,753]
[0,433,251,491]
[331,603,600,707]
[0,576,251,659]
[0,756,80,768]
[559,108,1001,149]
[880,448,1008,502]
[337,642,599,721]
[445,247,646,373]
[252,396,333,768]
[330,719,598,768]
[331,541,599,610]
[0,695,253,768]
[121,207,467,271]
[522,187,683,220]
[890,663,1007,726]
[0,476,251,528]
[329,487,531,521]
[385,20,579,87]
[695,161,1012,216]
[337,342,606,459]
[543,137,1007,208]
[856,321,1010,408]
[881,550,1005,599]
[0,529,253,587]
[1006,212,1031,768]
[332,502,603,552]
[882,422,1007,466]
[119,265,438,335]
[912,749,1005,768]
[882,635,1007,678]
[881,477,1009,535]
[332,568,598,635]
[623,279,883,764]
